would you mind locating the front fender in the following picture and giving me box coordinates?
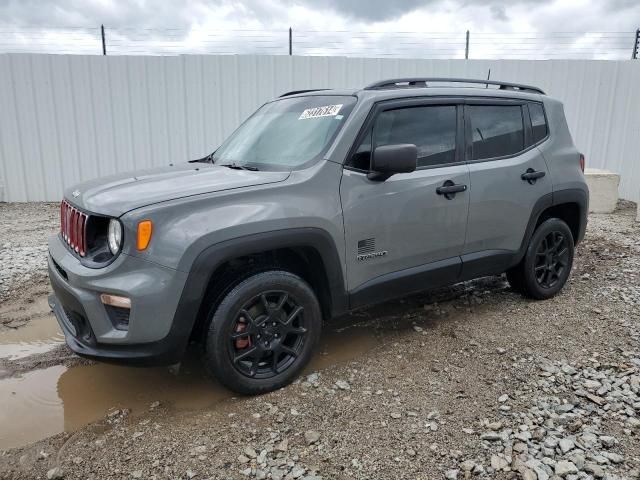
[170,227,349,343]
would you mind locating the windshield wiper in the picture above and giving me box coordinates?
[219,162,260,171]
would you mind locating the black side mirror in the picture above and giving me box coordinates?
[367,144,418,181]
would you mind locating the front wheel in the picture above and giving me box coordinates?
[203,270,321,395]
[507,218,575,300]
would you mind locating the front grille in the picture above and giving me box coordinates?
[60,200,89,257]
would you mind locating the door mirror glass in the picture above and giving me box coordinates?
[368,144,417,181]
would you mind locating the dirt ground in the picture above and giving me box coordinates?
[0,202,639,480]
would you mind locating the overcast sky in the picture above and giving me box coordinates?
[0,0,637,58]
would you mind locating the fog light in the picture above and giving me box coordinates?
[100,293,131,309]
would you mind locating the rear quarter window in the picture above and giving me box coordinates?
[528,103,549,144]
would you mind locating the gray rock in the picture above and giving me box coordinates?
[584,380,602,390]
[244,447,257,458]
[335,380,350,390]
[566,453,585,471]
[555,461,578,477]
[491,455,510,471]
[304,430,321,445]
[598,435,617,448]
[602,452,624,464]
[460,460,476,472]
[46,468,64,480]
[292,466,306,478]
[556,404,575,414]
[558,438,575,454]
[584,463,605,479]
[445,470,459,479]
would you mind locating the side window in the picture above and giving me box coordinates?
[349,105,457,170]
[528,103,548,144]
[375,106,457,168]
[468,105,525,160]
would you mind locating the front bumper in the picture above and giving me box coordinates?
[47,234,191,366]
[48,293,184,366]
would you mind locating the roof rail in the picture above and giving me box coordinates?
[279,89,329,97]
[364,78,545,95]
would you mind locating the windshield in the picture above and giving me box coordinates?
[211,95,357,171]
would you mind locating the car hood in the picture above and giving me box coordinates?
[64,163,290,217]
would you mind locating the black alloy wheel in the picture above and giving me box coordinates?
[203,270,321,395]
[228,291,308,379]
[506,218,575,300]
[533,231,570,289]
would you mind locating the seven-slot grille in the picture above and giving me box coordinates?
[60,200,88,257]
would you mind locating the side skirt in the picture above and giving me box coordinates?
[349,257,462,310]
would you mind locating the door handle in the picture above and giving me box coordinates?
[436,180,467,200]
[521,169,546,184]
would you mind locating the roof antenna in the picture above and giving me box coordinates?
[486,68,491,88]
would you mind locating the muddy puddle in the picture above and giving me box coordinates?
[0,313,381,450]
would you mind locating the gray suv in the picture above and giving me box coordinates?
[48,78,588,394]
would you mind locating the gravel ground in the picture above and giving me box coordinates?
[0,201,639,480]
[0,202,58,304]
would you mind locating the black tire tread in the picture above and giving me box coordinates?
[509,218,574,300]
[203,270,321,395]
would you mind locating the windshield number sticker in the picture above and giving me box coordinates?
[299,104,343,120]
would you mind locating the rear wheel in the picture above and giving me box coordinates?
[507,218,574,300]
[203,270,321,395]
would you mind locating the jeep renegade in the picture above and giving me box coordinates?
[48,78,589,394]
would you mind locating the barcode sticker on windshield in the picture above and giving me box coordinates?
[299,104,343,120]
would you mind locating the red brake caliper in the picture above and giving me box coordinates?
[234,318,252,350]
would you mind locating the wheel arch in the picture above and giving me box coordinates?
[514,188,588,266]
[172,228,348,347]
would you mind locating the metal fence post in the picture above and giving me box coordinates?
[289,27,293,56]
[465,30,470,59]
[633,28,639,60]
[101,24,106,55]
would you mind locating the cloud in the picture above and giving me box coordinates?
[490,5,508,22]
[0,0,638,59]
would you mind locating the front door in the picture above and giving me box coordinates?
[340,99,470,304]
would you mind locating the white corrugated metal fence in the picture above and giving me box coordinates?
[0,54,639,203]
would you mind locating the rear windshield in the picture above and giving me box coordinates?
[212,95,357,171]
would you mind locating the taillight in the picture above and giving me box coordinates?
[579,153,585,173]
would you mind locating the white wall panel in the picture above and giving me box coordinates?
[0,53,639,203]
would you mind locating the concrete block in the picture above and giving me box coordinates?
[584,168,619,213]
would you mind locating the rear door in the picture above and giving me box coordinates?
[462,99,552,274]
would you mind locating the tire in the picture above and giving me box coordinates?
[507,218,575,300]
[203,270,322,395]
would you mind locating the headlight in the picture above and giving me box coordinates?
[107,219,123,255]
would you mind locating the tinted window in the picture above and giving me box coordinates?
[468,105,524,160]
[372,105,457,168]
[529,103,548,144]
